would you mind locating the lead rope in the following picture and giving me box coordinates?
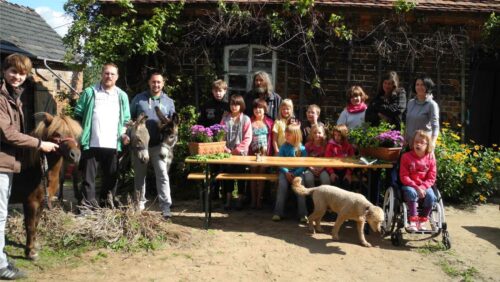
[40,153,52,210]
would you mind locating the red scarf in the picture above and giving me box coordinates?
[347,102,367,113]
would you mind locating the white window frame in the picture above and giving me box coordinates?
[223,44,277,94]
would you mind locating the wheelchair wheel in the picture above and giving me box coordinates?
[442,230,451,249]
[391,229,403,246]
[430,190,446,234]
[382,186,396,236]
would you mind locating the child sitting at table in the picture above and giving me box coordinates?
[325,124,355,189]
[304,124,330,187]
[273,124,308,223]
[272,99,298,155]
[249,98,274,209]
[220,94,252,210]
[400,130,437,232]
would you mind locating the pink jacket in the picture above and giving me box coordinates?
[399,150,436,190]
[220,112,252,155]
[324,139,354,175]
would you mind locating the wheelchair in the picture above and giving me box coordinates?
[381,160,451,249]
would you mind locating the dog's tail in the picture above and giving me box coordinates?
[291,177,313,196]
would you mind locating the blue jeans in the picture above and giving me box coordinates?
[133,145,172,216]
[303,170,330,187]
[0,172,13,268]
[402,186,436,217]
[274,173,307,218]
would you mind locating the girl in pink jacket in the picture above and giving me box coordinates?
[220,94,252,210]
[399,130,437,232]
[325,124,355,188]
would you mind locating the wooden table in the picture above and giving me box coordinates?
[185,155,393,228]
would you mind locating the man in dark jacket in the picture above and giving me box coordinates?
[0,54,58,280]
[244,71,282,121]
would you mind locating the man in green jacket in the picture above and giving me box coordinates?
[74,63,130,209]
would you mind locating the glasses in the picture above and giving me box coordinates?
[415,140,428,145]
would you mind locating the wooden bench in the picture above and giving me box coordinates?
[187,172,208,181]
[215,173,278,182]
[188,172,278,182]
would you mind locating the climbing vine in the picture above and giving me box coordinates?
[63,0,481,93]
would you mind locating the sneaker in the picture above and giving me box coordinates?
[299,216,308,224]
[272,215,281,222]
[419,216,428,231]
[0,263,27,280]
[408,216,418,232]
[162,214,172,222]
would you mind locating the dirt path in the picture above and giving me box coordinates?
[31,202,500,281]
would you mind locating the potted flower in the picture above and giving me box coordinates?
[189,124,227,155]
[350,122,404,162]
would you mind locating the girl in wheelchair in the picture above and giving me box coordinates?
[399,130,436,232]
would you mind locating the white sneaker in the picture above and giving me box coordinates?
[408,221,418,232]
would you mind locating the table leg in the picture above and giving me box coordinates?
[203,165,211,229]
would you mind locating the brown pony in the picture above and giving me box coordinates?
[10,113,82,259]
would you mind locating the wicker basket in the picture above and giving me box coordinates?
[359,147,402,162]
[188,141,226,155]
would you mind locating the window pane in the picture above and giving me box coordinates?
[253,60,273,70]
[228,75,247,90]
[228,48,249,67]
[253,48,273,61]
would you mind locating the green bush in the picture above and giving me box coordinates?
[435,123,500,204]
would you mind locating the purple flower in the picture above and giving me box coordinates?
[376,130,404,147]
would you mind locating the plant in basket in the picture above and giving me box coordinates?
[189,124,227,155]
[350,122,404,162]
[190,125,211,142]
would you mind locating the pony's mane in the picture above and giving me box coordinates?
[33,115,82,140]
[28,114,82,166]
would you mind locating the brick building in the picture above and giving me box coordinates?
[0,0,82,132]
[100,0,499,145]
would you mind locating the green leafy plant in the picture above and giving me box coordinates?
[349,122,396,148]
[435,123,500,203]
[393,0,417,14]
[328,13,353,41]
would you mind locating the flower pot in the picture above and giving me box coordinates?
[188,141,226,155]
[359,147,402,162]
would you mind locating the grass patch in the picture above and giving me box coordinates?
[6,205,191,271]
[439,259,480,281]
[416,241,448,255]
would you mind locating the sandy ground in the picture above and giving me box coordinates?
[27,199,500,282]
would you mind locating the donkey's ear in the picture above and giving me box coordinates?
[126,119,135,127]
[154,106,168,124]
[171,112,180,125]
[43,112,54,126]
[137,113,148,124]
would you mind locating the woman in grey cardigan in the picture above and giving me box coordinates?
[405,75,440,147]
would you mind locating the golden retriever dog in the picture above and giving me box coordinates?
[291,177,384,247]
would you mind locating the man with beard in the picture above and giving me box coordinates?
[244,71,282,121]
[130,72,176,219]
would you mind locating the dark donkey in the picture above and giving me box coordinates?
[10,113,82,259]
[155,106,179,172]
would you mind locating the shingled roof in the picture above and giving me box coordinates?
[0,0,66,62]
[100,0,499,13]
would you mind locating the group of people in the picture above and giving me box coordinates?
[0,52,440,279]
[199,70,440,230]
[74,64,176,222]
[0,55,178,279]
